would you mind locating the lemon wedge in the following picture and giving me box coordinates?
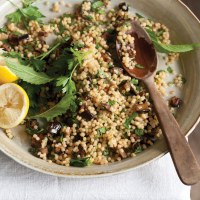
[0,56,19,84]
[0,83,29,129]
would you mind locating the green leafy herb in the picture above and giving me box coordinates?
[134,146,143,154]
[20,81,40,111]
[131,78,139,85]
[5,58,54,85]
[73,41,85,49]
[6,0,44,24]
[85,15,93,21]
[0,27,7,33]
[96,127,106,137]
[167,82,174,87]
[135,128,144,136]
[92,1,104,11]
[108,100,116,106]
[103,149,109,156]
[167,66,173,74]
[26,127,44,135]
[146,28,200,53]
[70,157,91,167]
[135,64,144,69]
[96,69,105,78]
[124,112,138,129]
[32,80,77,121]
[29,147,38,156]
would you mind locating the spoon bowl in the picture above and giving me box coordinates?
[116,21,200,185]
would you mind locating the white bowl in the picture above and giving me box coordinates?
[0,0,200,177]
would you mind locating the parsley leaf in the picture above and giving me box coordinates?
[124,112,138,129]
[92,1,104,10]
[5,57,54,85]
[6,0,44,24]
[146,28,200,53]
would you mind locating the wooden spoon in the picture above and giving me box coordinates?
[116,21,200,185]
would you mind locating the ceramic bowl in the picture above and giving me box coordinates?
[0,0,200,177]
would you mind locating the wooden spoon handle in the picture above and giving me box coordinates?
[144,78,200,185]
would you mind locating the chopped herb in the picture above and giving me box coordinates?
[0,27,7,33]
[103,149,109,156]
[134,146,143,154]
[92,1,104,12]
[85,15,93,21]
[135,64,144,69]
[73,41,85,49]
[124,112,138,129]
[70,157,91,167]
[131,78,139,85]
[96,127,106,137]
[96,69,105,78]
[167,66,173,74]
[26,127,44,135]
[135,128,144,136]
[29,147,38,156]
[108,100,116,106]
[96,43,101,49]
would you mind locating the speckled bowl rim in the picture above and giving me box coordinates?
[0,0,200,178]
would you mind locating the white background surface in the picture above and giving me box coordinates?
[0,151,190,200]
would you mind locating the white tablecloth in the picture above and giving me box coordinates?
[0,151,190,200]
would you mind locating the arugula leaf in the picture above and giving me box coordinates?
[5,58,54,85]
[135,128,144,136]
[32,86,76,121]
[124,112,138,129]
[146,28,200,53]
[70,157,91,167]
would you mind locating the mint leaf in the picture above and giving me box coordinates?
[5,58,53,85]
[146,28,200,53]
[124,112,138,129]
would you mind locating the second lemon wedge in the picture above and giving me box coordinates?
[0,83,29,129]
